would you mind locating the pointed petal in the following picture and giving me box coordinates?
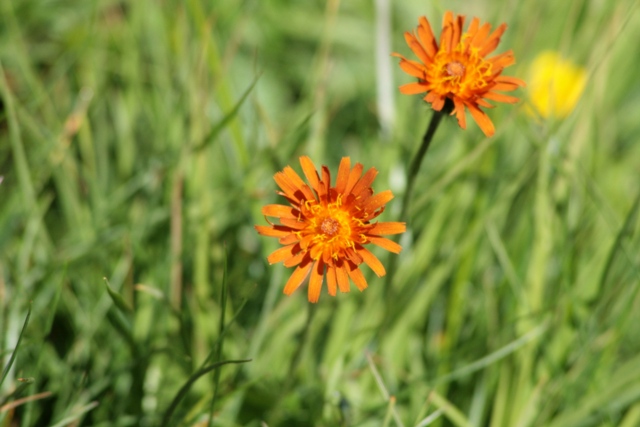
[346,262,368,291]
[357,247,386,277]
[417,16,438,58]
[363,190,394,212]
[335,157,351,194]
[283,166,316,201]
[495,75,526,87]
[441,11,455,52]
[283,250,308,268]
[299,156,321,195]
[479,23,507,56]
[262,204,299,219]
[307,259,324,303]
[399,82,429,94]
[336,262,350,293]
[350,167,378,198]
[368,236,402,254]
[344,163,364,196]
[326,265,338,296]
[255,225,291,238]
[483,92,519,104]
[470,22,492,50]
[283,259,313,295]
[466,102,495,137]
[267,243,300,264]
[367,222,406,235]
[398,58,427,79]
[453,98,467,129]
[405,31,430,64]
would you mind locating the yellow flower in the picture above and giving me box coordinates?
[256,157,406,303]
[527,51,587,118]
[393,11,525,137]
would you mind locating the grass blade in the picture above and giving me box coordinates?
[0,303,31,389]
[161,359,251,427]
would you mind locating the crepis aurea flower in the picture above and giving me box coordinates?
[527,51,586,119]
[255,156,406,303]
[393,11,525,137]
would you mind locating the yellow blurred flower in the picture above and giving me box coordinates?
[527,51,586,118]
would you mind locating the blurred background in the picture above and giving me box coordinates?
[2,0,640,426]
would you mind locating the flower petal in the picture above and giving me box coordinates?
[307,259,324,303]
[479,23,507,56]
[336,262,350,293]
[326,265,338,296]
[484,92,519,104]
[283,259,313,295]
[398,58,427,79]
[368,236,402,254]
[357,246,386,277]
[334,157,351,195]
[347,262,368,291]
[417,16,438,58]
[466,102,496,137]
[262,204,299,219]
[255,225,291,238]
[299,156,321,195]
[267,243,300,265]
[350,167,378,198]
[367,222,406,236]
[399,82,429,95]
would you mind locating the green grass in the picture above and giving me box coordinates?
[2,0,640,425]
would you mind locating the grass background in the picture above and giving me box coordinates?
[2,0,640,426]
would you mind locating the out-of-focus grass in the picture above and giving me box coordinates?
[1,0,640,426]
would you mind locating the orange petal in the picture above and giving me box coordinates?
[417,16,438,58]
[336,262,350,293]
[299,156,321,195]
[350,167,378,198]
[495,75,526,87]
[326,265,337,296]
[441,11,455,52]
[399,82,429,95]
[463,17,480,52]
[344,162,364,196]
[283,166,316,201]
[335,157,351,194]
[279,217,307,230]
[491,81,522,92]
[284,251,308,268]
[279,233,299,245]
[452,14,465,48]
[489,50,515,68]
[368,236,402,254]
[319,165,331,198]
[367,222,406,235]
[483,92,519,104]
[307,259,324,303]
[357,247,386,277]
[255,225,290,238]
[466,102,495,137]
[274,172,301,203]
[398,58,427,79]
[453,98,467,129]
[262,204,299,219]
[470,22,491,50]
[283,259,313,295]
[404,32,430,64]
[267,243,300,264]
[363,190,394,212]
[346,262,368,291]
[479,23,507,56]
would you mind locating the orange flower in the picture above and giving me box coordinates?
[394,11,525,137]
[256,156,406,303]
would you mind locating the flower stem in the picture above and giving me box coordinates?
[399,107,447,222]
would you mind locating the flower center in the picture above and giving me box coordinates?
[446,61,465,77]
[428,43,494,96]
[321,217,340,236]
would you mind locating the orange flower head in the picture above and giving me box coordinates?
[256,156,406,303]
[393,11,526,137]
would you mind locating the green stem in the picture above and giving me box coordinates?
[399,108,447,223]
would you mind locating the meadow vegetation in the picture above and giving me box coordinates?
[2,0,640,426]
